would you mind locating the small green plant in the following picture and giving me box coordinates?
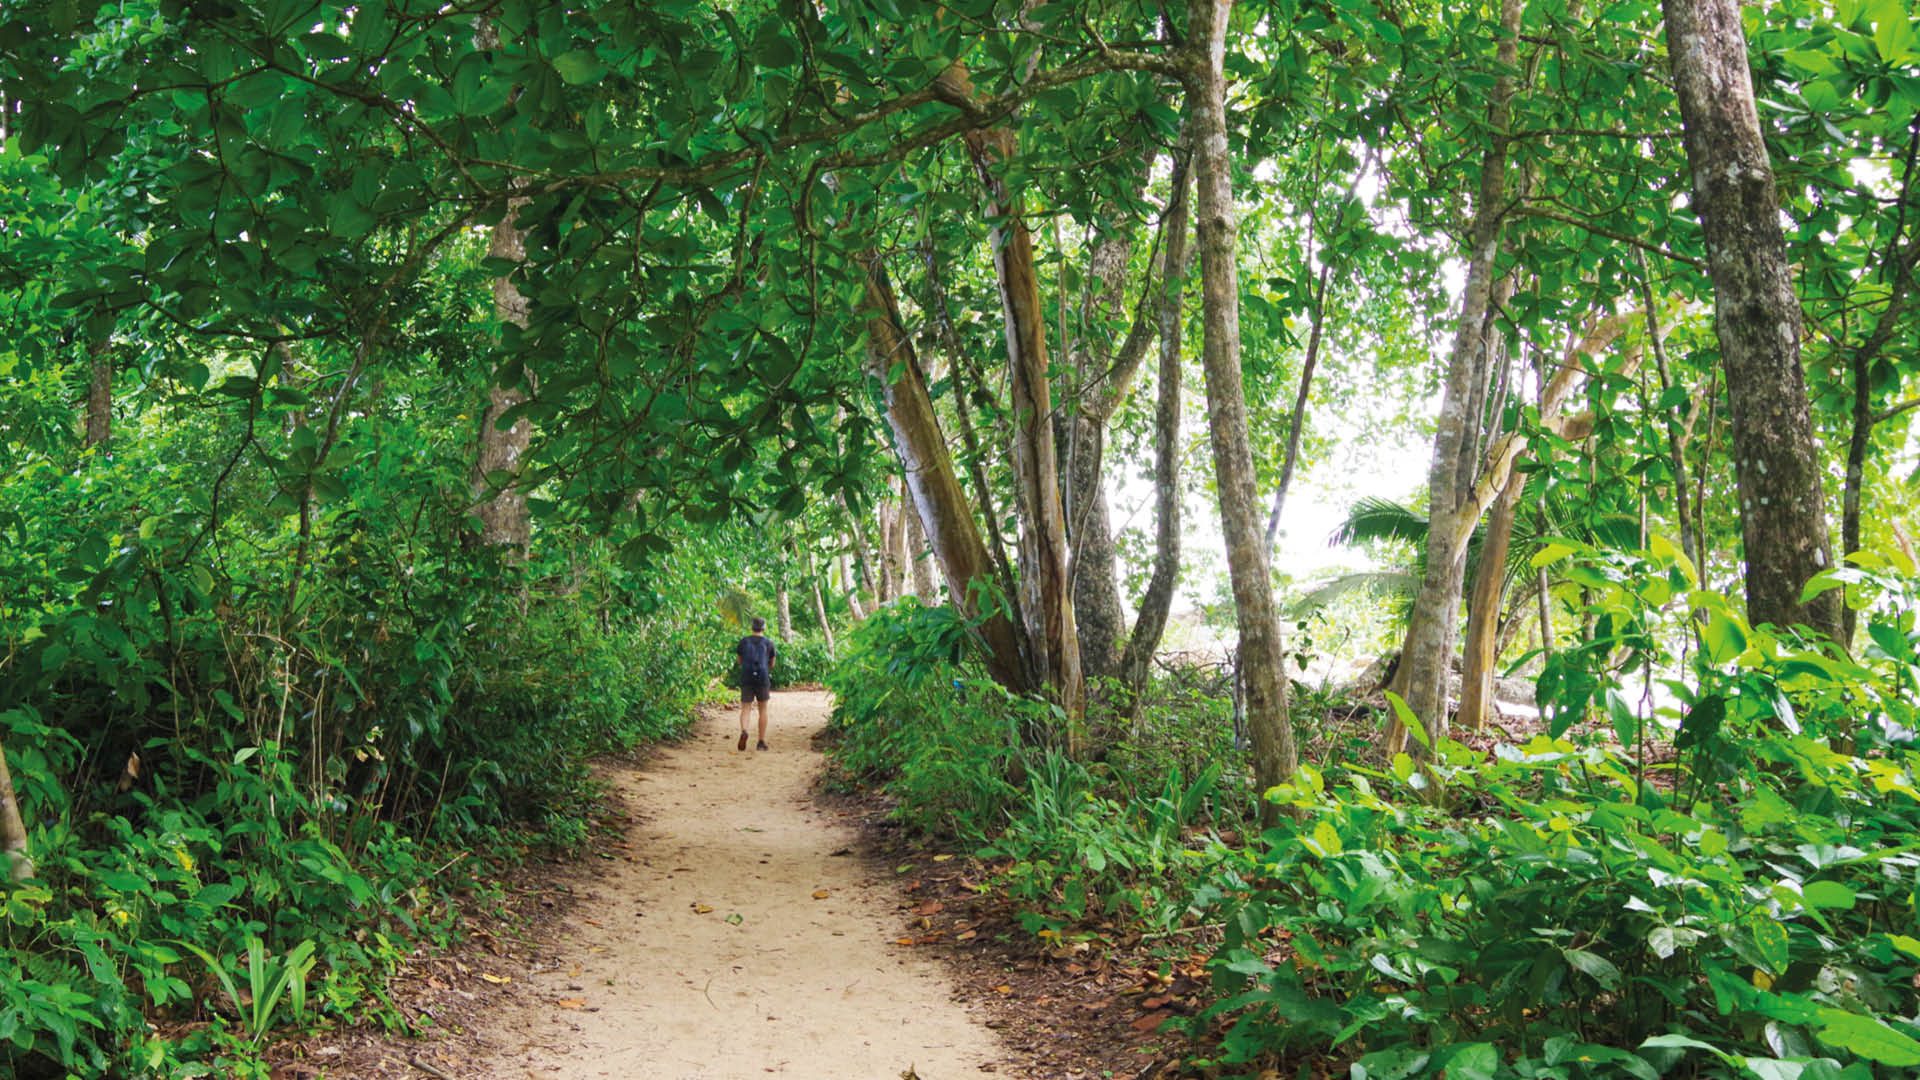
[177,937,317,1045]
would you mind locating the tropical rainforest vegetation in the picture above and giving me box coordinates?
[2,0,1919,1075]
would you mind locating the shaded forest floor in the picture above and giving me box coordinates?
[272,692,1183,1080]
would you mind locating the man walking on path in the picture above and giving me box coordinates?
[736,618,777,751]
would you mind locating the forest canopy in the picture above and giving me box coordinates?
[2,0,1920,1075]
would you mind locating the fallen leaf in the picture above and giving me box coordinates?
[725,912,744,925]
[1131,1011,1167,1032]
[556,998,586,1009]
[955,930,977,941]
[811,889,831,900]
[913,900,944,917]
[692,903,714,914]
[993,984,1012,995]
[932,854,954,862]
[479,973,510,985]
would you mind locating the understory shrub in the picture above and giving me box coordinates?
[0,437,723,1076]
[1197,544,1920,1078]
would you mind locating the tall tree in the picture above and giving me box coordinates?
[469,198,533,552]
[1385,0,1523,753]
[1119,149,1195,705]
[0,740,31,883]
[941,66,1086,728]
[1186,0,1298,806]
[1661,0,1843,639]
[861,252,1033,691]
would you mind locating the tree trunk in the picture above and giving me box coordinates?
[838,551,867,620]
[776,581,794,640]
[0,738,34,883]
[470,198,533,553]
[1059,155,1158,683]
[860,253,1033,691]
[840,494,879,609]
[1385,0,1521,754]
[922,239,1025,636]
[83,334,111,447]
[906,502,936,601]
[1662,0,1842,640]
[1120,150,1195,705]
[958,98,1084,728]
[1457,480,1523,731]
[1187,1,1297,810]
[807,546,837,654]
[875,501,898,604]
[1264,262,1332,549]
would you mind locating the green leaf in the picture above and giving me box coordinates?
[1704,611,1749,665]
[1563,948,1622,989]
[1816,1008,1920,1065]
[1801,880,1857,910]
[1753,917,1790,974]
[553,48,607,86]
[1384,691,1429,750]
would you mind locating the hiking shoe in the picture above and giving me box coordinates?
[756,741,769,752]
[737,731,748,751]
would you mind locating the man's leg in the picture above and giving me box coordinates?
[756,695,770,748]
[737,696,751,751]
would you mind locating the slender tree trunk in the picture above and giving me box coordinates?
[922,240,1025,633]
[807,547,837,654]
[875,502,898,603]
[83,334,111,447]
[1120,151,1195,705]
[860,253,1033,691]
[838,551,867,620]
[907,503,936,601]
[1264,262,1332,549]
[1457,481,1523,730]
[1385,0,1522,754]
[840,494,879,608]
[470,198,533,553]
[0,739,34,883]
[776,581,794,640]
[956,92,1084,728]
[1662,0,1842,640]
[1186,2,1297,810]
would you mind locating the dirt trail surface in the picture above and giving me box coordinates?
[473,690,1006,1079]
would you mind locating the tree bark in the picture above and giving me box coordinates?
[840,493,879,609]
[470,198,533,553]
[83,334,111,447]
[807,547,837,654]
[1120,151,1195,705]
[1059,153,1159,683]
[860,253,1033,691]
[1457,479,1524,731]
[776,581,794,640]
[921,239,1025,633]
[0,738,34,883]
[906,499,937,601]
[1264,262,1332,549]
[1186,1,1298,809]
[954,81,1084,727]
[1385,0,1522,754]
[1662,0,1842,640]
[838,551,867,620]
[875,501,898,604]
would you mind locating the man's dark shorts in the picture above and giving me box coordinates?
[740,680,771,704]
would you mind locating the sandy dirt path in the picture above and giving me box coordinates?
[474,690,1005,1080]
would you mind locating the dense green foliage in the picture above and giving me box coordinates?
[4,0,1918,1074]
[830,548,1920,1077]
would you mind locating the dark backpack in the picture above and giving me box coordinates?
[739,637,770,683]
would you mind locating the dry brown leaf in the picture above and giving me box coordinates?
[1131,1011,1167,1032]
[993,984,1012,995]
[479,973,510,985]
[691,903,714,914]
[811,889,831,900]
[556,998,586,1009]
[913,900,944,917]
